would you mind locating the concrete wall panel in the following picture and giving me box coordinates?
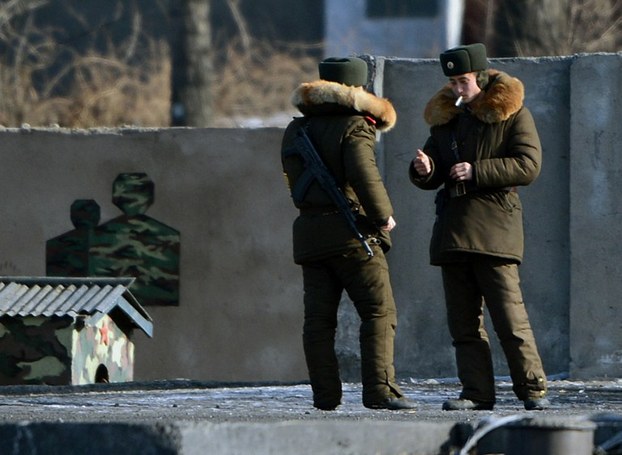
[569,54,622,378]
[0,127,307,383]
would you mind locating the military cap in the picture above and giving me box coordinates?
[319,57,368,87]
[440,43,488,76]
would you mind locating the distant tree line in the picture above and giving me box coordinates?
[0,0,619,127]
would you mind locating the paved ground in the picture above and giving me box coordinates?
[1,378,622,454]
[1,377,621,423]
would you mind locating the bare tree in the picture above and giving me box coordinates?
[176,0,214,127]
[494,0,622,56]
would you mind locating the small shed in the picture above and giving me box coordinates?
[0,276,153,385]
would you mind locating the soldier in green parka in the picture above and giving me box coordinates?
[409,43,550,411]
[281,57,414,411]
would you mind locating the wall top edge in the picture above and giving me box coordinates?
[364,52,622,64]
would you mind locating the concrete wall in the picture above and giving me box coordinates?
[0,127,306,383]
[568,55,622,377]
[0,53,620,382]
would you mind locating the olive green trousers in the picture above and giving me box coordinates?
[442,255,547,403]
[301,245,403,409]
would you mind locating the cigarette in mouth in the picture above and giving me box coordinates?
[455,96,464,107]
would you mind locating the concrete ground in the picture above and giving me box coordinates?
[1,378,622,454]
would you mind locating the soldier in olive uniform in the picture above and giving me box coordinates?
[409,44,550,411]
[281,57,414,411]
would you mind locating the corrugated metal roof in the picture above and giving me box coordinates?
[0,276,153,337]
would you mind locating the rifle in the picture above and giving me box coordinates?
[285,126,374,257]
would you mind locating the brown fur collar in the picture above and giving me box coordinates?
[291,80,397,132]
[424,69,524,126]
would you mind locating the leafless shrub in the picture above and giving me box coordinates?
[0,4,57,126]
[0,4,171,128]
[0,41,171,128]
[468,0,622,57]
[0,0,48,32]
[60,40,171,128]
[210,0,320,126]
[502,0,622,56]
[565,0,622,53]
[212,38,318,124]
[0,2,319,128]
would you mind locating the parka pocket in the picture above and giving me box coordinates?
[486,190,522,214]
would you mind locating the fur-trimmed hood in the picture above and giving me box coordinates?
[424,69,524,126]
[291,80,397,132]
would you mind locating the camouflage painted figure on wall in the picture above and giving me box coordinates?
[46,173,181,306]
[46,199,102,276]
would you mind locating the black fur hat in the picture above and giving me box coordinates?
[440,43,488,77]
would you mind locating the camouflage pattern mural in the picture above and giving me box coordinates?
[46,173,181,306]
[0,314,136,385]
[46,199,102,276]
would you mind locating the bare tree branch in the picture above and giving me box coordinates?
[226,0,251,55]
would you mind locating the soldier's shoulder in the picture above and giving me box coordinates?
[344,114,377,135]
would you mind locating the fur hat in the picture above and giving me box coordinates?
[318,57,368,87]
[440,43,488,77]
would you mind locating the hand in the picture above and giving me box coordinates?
[449,162,473,181]
[380,215,396,232]
[413,149,432,176]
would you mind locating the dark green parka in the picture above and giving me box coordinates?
[282,80,397,264]
[409,70,542,265]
